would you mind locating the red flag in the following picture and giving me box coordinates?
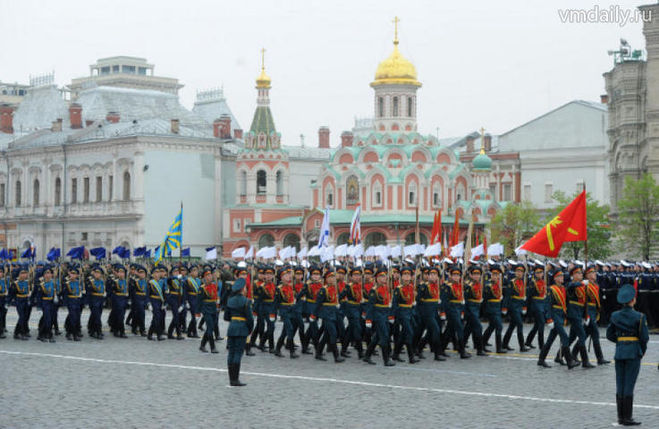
[521,190,587,257]
[451,212,460,247]
[430,210,442,244]
[483,235,488,259]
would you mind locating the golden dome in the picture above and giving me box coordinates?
[256,48,271,89]
[371,40,421,87]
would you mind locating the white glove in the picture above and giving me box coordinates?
[547,322,555,330]
[178,305,184,313]
[365,320,372,329]
[502,308,508,315]
[522,308,527,316]
[583,317,589,326]
[147,303,152,311]
[269,314,276,322]
[440,313,447,321]
[582,280,588,286]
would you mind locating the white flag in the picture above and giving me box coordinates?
[297,246,308,258]
[205,247,218,260]
[487,242,504,256]
[353,243,364,257]
[403,245,416,257]
[317,207,331,249]
[244,246,254,259]
[424,243,442,257]
[390,245,402,258]
[231,247,246,259]
[334,244,348,257]
[471,244,484,257]
[308,246,320,257]
[450,242,464,258]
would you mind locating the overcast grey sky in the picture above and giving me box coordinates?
[0,0,651,145]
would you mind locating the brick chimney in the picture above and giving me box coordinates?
[233,128,243,139]
[0,104,14,134]
[219,115,231,139]
[600,94,609,104]
[170,119,180,134]
[466,135,475,153]
[213,119,222,138]
[484,134,492,152]
[69,103,82,129]
[51,118,63,132]
[340,131,354,148]
[106,112,120,124]
[318,126,330,148]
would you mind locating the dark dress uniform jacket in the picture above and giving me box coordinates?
[226,295,254,337]
[606,307,649,360]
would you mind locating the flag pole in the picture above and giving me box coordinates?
[179,201,183,261]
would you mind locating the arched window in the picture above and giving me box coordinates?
[54,177,61,206]
[336,232,350,246]
[365,231,387,247]
[407,97,413,117]
[276,170,283,196]
[405,232,428,245]
[393,97,399,117]
[283,233,300,251]
[123,171,131,200]
[378,97,384,117]
[432,182,441,208]
[258,233,274,249]
[372,181,382,207]
[240,171,247,196]
[408,181,417,206]
[256,170,267,195]
[15,180,21,206]
[33,179,40,206]
[326,187,334,207]
[346,175,359,206]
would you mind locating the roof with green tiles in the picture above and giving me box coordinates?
[249,106,276,135]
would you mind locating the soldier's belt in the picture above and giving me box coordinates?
[307,299,316,304]
[488,299,502,303]
[150,295,162,300]
[168,292,180,296]
[231,317,246,321]
[323,303,338,306]
[449,300,462,303]
[68,295,80,299]
[587,303,597,306]
[135,292,146,296]
[346,300,360,305]
[421,298,438,303]
[280,302,294,306]
[569,300,585,306]
[203,299,215,303]
[262,299,274,303]
[552,305,564,309]
[375,303,390,308]
[115,293,129,297]
[398,304,413,308]
[512,296,525,300]
[187,292,199,295]
[618,336,639,342]
[467,299,483,303]
[532,296,546,300]
[92,293,104,297]
[42,297,53,301]
[16,294,29,298]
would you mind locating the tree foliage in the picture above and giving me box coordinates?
[617,173,659,260]
[547,190,611,260]
[489,201,541,257]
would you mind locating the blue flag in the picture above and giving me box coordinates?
[67,246,85,260]
[181,247,190,257]
[133,246,147,257]
[90,247,106,260]
[145,249,151,258]
[119,248,130,259]
[21,247,36,260]
[155,206,183,264]
[0,248,9,260]
[46,247,61,261]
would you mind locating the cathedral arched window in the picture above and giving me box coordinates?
[432,182,441,208]
[240,171,247,196]
[346,175,359,206]
[15,180,21,206]
[123,171,131,201]
[54,178,61,206]
[325,186,334,207]
[276,170,284,196]
[393,97,399,117]
[372,181,382,208]
[33,179,40,206]
[408,181,417,206]
[257,170,267,195]
[378,97,384,118]
[258,233,274,249]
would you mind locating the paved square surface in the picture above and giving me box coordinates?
[1,309,658,428]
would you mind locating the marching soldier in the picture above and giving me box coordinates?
[12,267,31,340]
[273,266,299,359]
[299,265,325,356]
[392,265,419,364]
[109,264,130,338]
[584,264,610,365]
[339,266,364,358]
[537,270,578,369]
[166,266,185,340]
[440,264,470,359]
[482,263,506,353]
[525,264,548,350]
[463,265,486,356]
[87,265,106,340]
[130,265,148,336]
[147,266,166,341]
[258,266,277,352]
[607,284,649,426]
[35,266,57,343]
[0,266,7,338]
[198,267,219,353]
[312,268,344,363]
[185,265,202,338]
[566,265,595,368]
[363,266,395,366]
[502,263,530,352]
[415,265,444,361]
[64,266,84,341]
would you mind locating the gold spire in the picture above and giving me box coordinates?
[371,17,421,87]
[480,127,486,154]
[256,48,271,89]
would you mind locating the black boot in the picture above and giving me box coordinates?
[554,349,566,366]
[288,338,299,359]
[199,335,208,352]
[616,395,623,425]
[537,343,551,368]
[363,341,377,364]
[383,345,395,367]
[147,326,154,341]
[594,342,611,365]
[495,334,506,354]
[340,341,351,358]
[579,344,595,368]
[518,332,530,352]
[459,343,471,359]
[233,363,246,386]
[331,344,345,363]
[407,343,419,363]
[209,335,218,354]
[245,342,255,356]
[476,338,488,356]
[274,336,285,357]
[564,346,579,370]
[392,342,404,362]
[622,395,640,426]
[355,341,364,359]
